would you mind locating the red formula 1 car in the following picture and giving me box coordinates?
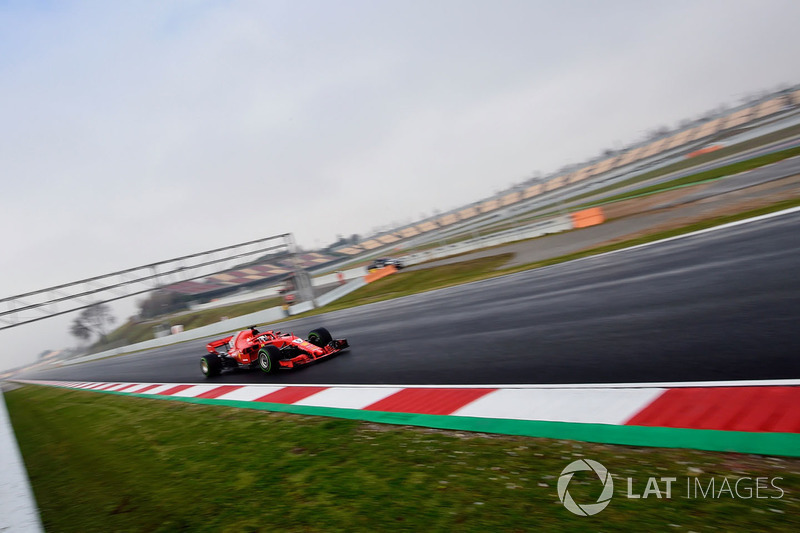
[201,325,349,377]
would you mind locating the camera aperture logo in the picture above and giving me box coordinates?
[557,459,614,516]
[557,458,785,516]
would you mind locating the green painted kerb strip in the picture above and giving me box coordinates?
[91,388,800,458]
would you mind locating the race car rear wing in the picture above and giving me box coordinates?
[206,336,233,354]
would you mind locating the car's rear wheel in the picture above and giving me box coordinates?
[201,354,222,377]
[258,346,282,373]
[307,327,333,347]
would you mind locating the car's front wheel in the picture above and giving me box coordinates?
[258,346,282,373]
[307,327,333,347]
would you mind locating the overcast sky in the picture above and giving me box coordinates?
[2,0,799,370]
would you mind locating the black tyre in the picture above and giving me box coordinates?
[201,354,222,377]
[258,345,283,374]
[307,327,333,347]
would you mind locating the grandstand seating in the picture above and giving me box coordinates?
[360,240,382,250]
[163,280,230,296]
[611,150,635,168]
[641,138,668,159]
[458,206,479,219]
[723,106,755,128]
[691,117,723,140]
[336,247,362,255]
[296,253,336,266]
[523,184,543,198]
[592,157,617,175]
[416,221,438,232]
[545,175,567,191]
[685,124,707,143]
[754,97,785,118]
[437,213,459,226]
[378,234,400,244]
[568,167,591,184]
[398,227,420,238]
[662,130,689,151]
[500,191,521,206]
[208,265,291,285]
[617,145,646,166]
[479,198,501,212]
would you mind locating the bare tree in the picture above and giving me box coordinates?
[70,303,115,343]
[70,320,91,341]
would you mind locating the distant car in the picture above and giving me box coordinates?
[201,325,349,377]
[367,257,405,272]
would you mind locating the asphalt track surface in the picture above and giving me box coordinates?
[22,210,800,386]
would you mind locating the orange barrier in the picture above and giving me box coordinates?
[570,207,605,229]
[686,144,722,158]
[364,265,397,283]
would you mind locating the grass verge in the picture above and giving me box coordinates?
[6,385,799,532]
